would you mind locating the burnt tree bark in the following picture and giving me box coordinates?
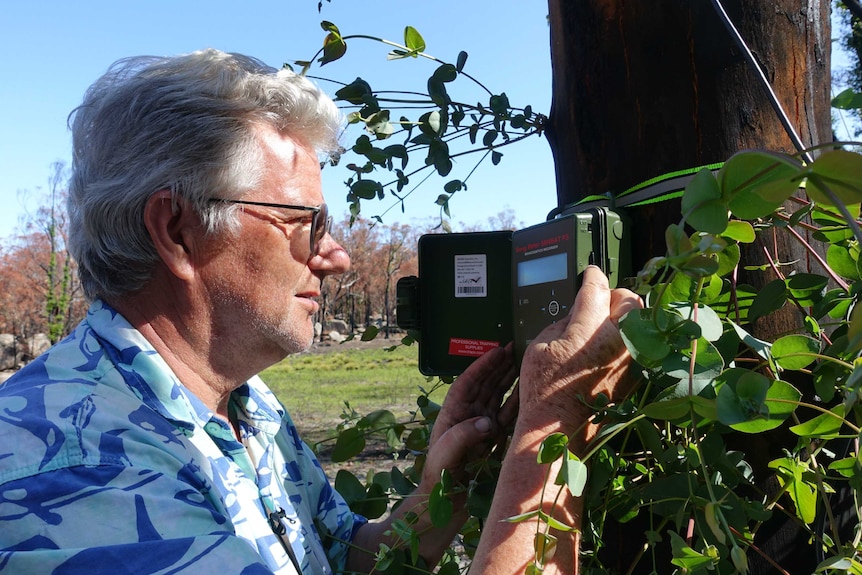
[545,1,832,573]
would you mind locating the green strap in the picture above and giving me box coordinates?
[558,162,724,215]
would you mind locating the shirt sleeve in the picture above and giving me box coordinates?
[0,465,277,575]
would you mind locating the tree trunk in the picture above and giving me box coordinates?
[548,0,830,269]
[546,1,831,573]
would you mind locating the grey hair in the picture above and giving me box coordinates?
[68,49,342,301]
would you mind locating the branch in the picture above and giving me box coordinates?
[842,0,862,22]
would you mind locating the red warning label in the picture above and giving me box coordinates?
[448,338,500,357]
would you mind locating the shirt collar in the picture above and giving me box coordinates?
[85,299,285,436]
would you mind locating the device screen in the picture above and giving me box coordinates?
[517,252,568,287]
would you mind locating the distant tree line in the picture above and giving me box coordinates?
[0,163,524,354]
[0,163,86,363]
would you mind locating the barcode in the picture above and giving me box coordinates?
[458,286,485,294]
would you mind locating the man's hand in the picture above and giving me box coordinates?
[421,343,519,505]
[518,266,642,427]
[348,342,519,572]
[469,265,642,575]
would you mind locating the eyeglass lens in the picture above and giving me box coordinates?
[310,203,330,256]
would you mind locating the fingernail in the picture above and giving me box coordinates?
[474,417,492,433]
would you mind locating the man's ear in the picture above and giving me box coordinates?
[143,190,200,282]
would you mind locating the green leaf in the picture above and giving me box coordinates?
[729,379,801,433]
[431,63,457,83]
[771,334,820,370]
[365,111,393,139]
[703,502,726,544]
[331,427,366,462]
[720,150,802,219]
[806,150,862,206]
[619,308,679,368]
[815,555,862,574]
[729,320,771,359]
[723,220,756,243]
[826,244,862,280]
[789,404,846,439]
[643,394,717,421]
[534,532,558,566]
[482,129,498,147]
[669,531,718,571]
[358,409,396,430]
[335,77,373,105]
[443,179,463,194]
[680,255,720,278]
[334,469,366,504]
[503,509,540,524]
[682,168,727,234]
[429,139,452,177]
[665,224,692,257]
[748,278,787,321]
[427,77,451,108]
[832,87,862,109]
[404,426,430,451]
[349,179,382,201]
[383,144,408,169]
[562,451,588,497]
[538,432,568,464]
[848,305,862,354]
[320,20,340,35]
[662,352,723,397]
[716,370,770,426]
[361,325,379,341]
[356,482,389,519]
[785,273,828,307]
[455,50,468,72]
[320,32,347,66]
[538,510,579,532]
[403,26,426,53]
[715,242,741,277]
[429,480,453,528]
[813,360,844,403]
[489,93,510,116]
[768,457,817,524]
[673,304,724,342]
[642,397,695,420]
[827,456,861,478]
[731,546,749,574]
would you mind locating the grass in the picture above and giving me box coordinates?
[260,344,448,447]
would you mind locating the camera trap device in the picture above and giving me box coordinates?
[396,207,628,376]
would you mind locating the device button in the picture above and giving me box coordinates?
[613,219,624,240]
[548,300,560,316]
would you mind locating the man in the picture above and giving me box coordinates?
[0,50,639,574]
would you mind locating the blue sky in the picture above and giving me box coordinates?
[0,0,556,241]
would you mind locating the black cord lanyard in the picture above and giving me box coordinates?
[267,506,304,574]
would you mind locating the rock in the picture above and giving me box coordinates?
[324,319,350,334]
[28,333,51,358]
[0,334,16,371]
[329,331,345,343]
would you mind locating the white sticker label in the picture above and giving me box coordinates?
[454,254,488,298]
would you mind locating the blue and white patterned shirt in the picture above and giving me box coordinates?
[0,300,365,574]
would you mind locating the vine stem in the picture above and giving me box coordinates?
[308,33,496,96]
[806,173,862,246]
[727,527,792,575]
[579,414,648,463]
[769,398,861,433]
[783,222,851,291]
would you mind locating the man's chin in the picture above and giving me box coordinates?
[283,332,315,357]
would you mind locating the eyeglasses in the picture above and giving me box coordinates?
[210,199,332,257]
